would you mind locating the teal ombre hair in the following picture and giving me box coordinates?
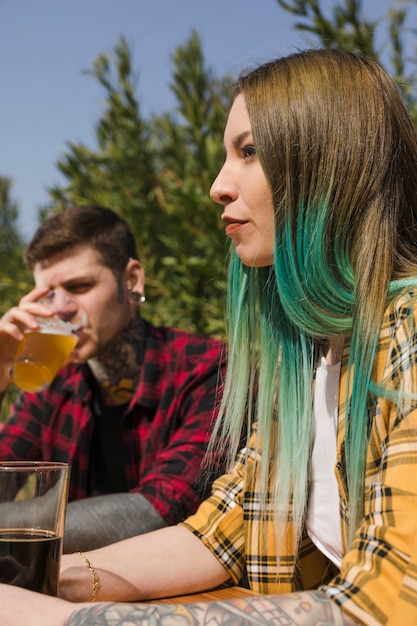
[211,48,417,551]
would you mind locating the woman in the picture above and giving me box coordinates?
[2,48,417,626]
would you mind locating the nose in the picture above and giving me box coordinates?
[210,165,237,206]
[49,290,78,322]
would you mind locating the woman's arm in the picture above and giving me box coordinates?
[66,591,356,626]
[59,525,230,602]
[0,586,356,626]
[0,585,89,626]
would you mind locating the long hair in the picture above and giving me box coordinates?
[212,49,417,550]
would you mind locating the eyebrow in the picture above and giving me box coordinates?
[232,130,252,150]
[59,275,96,288]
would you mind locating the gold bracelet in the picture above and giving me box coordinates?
[75,551,100,602]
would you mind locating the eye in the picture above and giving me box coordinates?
[65,282,93,295]
[241,144,256,159]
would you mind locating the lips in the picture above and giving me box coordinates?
[222,215,248,236]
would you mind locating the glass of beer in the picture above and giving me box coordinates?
[10,292,86,393]
[0,461,70,596]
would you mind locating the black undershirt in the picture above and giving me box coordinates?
[88,394,130,496]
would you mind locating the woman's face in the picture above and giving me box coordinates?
[211,93,275,267]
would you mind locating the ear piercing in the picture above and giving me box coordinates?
[127,285,146,306]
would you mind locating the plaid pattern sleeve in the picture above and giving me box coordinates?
[180,447,248,586]
[0,369,94,469]
[181,425,301,594]
[129,324,228,524]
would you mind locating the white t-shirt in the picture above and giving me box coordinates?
[306,355,343,568]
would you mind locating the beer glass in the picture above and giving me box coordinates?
[0,461,70,596]
[10,292,86,393]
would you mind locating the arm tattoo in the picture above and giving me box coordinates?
[65,592,355,626]
[63,493,167,553]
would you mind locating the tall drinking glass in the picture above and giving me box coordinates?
[0,461,70,596]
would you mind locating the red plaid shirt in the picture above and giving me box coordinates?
[0,320,226,525]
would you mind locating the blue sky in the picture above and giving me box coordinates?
[0,0,397,239]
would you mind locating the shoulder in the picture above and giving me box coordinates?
[381,289,417,338]
[374,289,417,383]
[388,289,417,317]
[143,319,226,360]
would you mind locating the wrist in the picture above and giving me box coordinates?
[74,552,100,602]
[59,562,99,602]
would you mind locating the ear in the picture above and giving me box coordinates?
[125,258,145,296]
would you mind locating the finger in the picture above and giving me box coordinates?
[0,308,40,339]
[18,286,51,307]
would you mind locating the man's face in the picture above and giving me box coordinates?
[33,244,134,362]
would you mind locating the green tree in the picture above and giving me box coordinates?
[0,176,32,316]
[276,0,417,122]
[0,176,32,421]
[149,31,231,336]
[47,33,231,337]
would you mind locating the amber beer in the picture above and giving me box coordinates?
[11,330,78,392]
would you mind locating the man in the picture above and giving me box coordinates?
[0,205,226,553]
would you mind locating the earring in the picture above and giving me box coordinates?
[128,291,146,306]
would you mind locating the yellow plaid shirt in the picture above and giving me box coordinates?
[181,292,417,625]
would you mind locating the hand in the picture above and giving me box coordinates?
[0,287,52,392]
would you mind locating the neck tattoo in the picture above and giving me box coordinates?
[88,314,145,405]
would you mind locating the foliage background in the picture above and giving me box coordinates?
[1,0,417,418]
